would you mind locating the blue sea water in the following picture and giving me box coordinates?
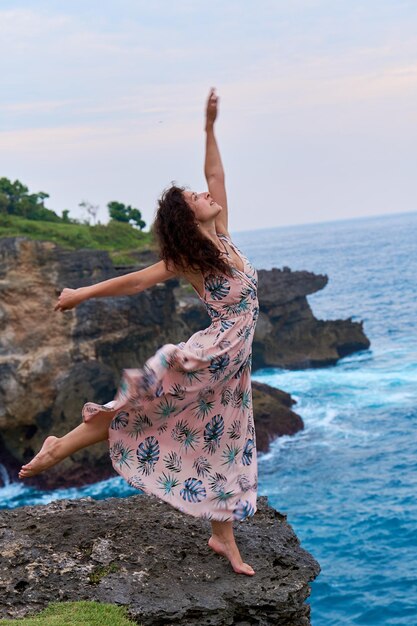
[1,210,416,625]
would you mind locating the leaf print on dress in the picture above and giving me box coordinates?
[242,438,255,466]
[214,319,236,341]
[182,368,205,384]
[233,354,252,380]
[155,383,164,398]
[127,474,146,491]
[222,296,250,316]
[192,455,212,478]
[236,474,252,492]
[209,353,230,382]
[207,471,235,508]
[205,274,231,300]
[208,472,227,492]
[109,440,135,469]
[233,499,255,521]
[232,348,245,366]
[169,383,186,400]
[236,325,252,342]
[157,471,180,495]
[180,477,207,503]
[203,414,225,455]
[111,411,129,430]
[155,397,178,421]
[227,419,242,440]
[206,303,221,320]
[138,364,157,392]
[221,443,242,467]
[246,412,256,437]
[221,387,233,407]
[129,412,153,438]
[211,487,236,508]
[136,436,160,475]
[192,396,215,420]
[163,450,182,473]
[171,419,201,452]
[241,388,251,410]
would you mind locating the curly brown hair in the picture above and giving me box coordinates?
[153,184,234,278]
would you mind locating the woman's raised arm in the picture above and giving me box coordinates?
[204,87,229,234]
[54,260,178,312]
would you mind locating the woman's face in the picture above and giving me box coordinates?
[183,190,222,224]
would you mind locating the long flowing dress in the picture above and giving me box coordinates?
[82,233,259,522]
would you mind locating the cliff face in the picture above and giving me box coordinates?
[0,494,320,625]
[0,236,369,489]
[0,237,191,488]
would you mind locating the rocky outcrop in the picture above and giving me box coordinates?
[0,236,368,489]
[252,381,303,452]
[254,267,369,369]
[0,494,320,625]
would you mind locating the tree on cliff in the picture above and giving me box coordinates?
[107,201,146,230]
[79,200,100,226]
[0,177,61,222]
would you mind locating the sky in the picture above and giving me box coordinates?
[0,0,416,232]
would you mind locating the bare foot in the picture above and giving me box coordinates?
[18,436,61,479]
[208,534,255,576]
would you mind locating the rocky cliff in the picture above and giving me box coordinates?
[0,236,369,489]
[0,494,320,625]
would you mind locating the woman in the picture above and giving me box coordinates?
[19,88,259,577]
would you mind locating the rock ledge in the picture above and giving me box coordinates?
[0,494,320,625]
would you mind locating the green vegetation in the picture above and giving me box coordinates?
[0,601,139,625]
[0,177,147,231]
[108,201,146,230]
[0,177,59,223]
[88,562,120,584]
[0,177,152,263]
[0,214,155,265]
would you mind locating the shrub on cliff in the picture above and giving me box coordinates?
[0,177,60,223]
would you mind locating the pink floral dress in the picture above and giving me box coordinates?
[82,234,259,522]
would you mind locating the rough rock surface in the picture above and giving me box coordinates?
[254,267,369,369]
[0,236,368,489]
[0,494,320,625]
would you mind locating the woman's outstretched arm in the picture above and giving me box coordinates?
[204,87,229,234]
[54,260,178,312]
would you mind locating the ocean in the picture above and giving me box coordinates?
[1,210,416,625]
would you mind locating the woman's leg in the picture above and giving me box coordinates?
[208,520,255,576]
[18,414,114,479]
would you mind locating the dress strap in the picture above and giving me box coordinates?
[216,235,230,258]
[218,233,237,253]
[216,233,245,274]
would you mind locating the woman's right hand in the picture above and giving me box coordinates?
[54,287,85,312]
[205,87,219,127]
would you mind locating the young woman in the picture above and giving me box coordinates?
[19,88,259,576]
